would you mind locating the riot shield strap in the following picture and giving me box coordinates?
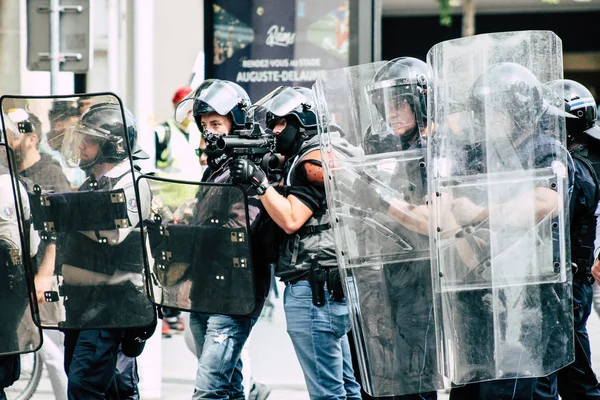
[152,224,248,268]
[29,187,129,232]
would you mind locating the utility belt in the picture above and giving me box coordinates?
[287,255,344,306]
[0,247,26,294]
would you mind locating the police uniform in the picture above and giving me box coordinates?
[356,56,439,399]
[0,169,39,398]
[275,134,362,400]
[450,132,574,400]
[533,145,600,399]
[231,85,362,399]
[60,160,153,400]
[367,136,439,400]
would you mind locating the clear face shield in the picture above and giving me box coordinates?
[246,105,268,132]
[175,81,242,124]
[255,86,307,124]
[366,79,425,140]
[61,121,112,169]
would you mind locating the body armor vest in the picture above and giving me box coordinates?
[276,133,359,281]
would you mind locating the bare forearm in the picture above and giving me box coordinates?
[37,243,56,278]
[387,200,430,235]
[490,188,558,226]
[259,187,308,234]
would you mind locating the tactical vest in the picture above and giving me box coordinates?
[570,147,600,273]
[276,133,360,281]
[58,171,143,276]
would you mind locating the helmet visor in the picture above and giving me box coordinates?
[61,122,111,168]
[366,79,424,137]
[246,105,268,131]
[176,81,242,123]
[254,86,307,120]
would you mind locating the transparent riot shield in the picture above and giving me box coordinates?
[139,176,259,316]
[427,31,573,384]
[0,94,156,330]
[0,136,42,355]
[314,62,444,397]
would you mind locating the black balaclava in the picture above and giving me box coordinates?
[275,117,303,157]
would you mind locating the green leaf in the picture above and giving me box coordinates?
[438,0,453,27]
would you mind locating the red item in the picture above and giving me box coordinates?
[162,320,172,337]
[172,86,193,105]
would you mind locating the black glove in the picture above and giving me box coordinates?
[231,159,270,195]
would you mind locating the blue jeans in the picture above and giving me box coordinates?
[189,313,256,399]
[284,280,362,400]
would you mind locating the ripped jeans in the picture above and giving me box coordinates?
[189,313,257,399]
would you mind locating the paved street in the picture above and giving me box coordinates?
[11,282,600,399]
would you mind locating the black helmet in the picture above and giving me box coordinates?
[174,79,251,131]
[469,63,545,135]
[367,57,429,128]
[547,79,600,143]
[251,86,317,130]
[63,103,143,169]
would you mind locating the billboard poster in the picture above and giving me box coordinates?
[205,0,354,100]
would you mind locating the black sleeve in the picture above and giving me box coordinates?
[287,160,326,213]
[569,158,598,225]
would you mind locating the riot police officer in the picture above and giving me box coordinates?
[180,79,271,399]
[232,86,362,400]
[57,102,155,399]
[0,160,30,399]
[537,79,600,399]
[0,117,40,399]
[358,57,439,399]
[446,63,574,400]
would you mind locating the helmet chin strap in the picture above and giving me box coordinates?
[80,152,105,173]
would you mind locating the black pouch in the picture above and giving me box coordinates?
[327,268,345,302]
